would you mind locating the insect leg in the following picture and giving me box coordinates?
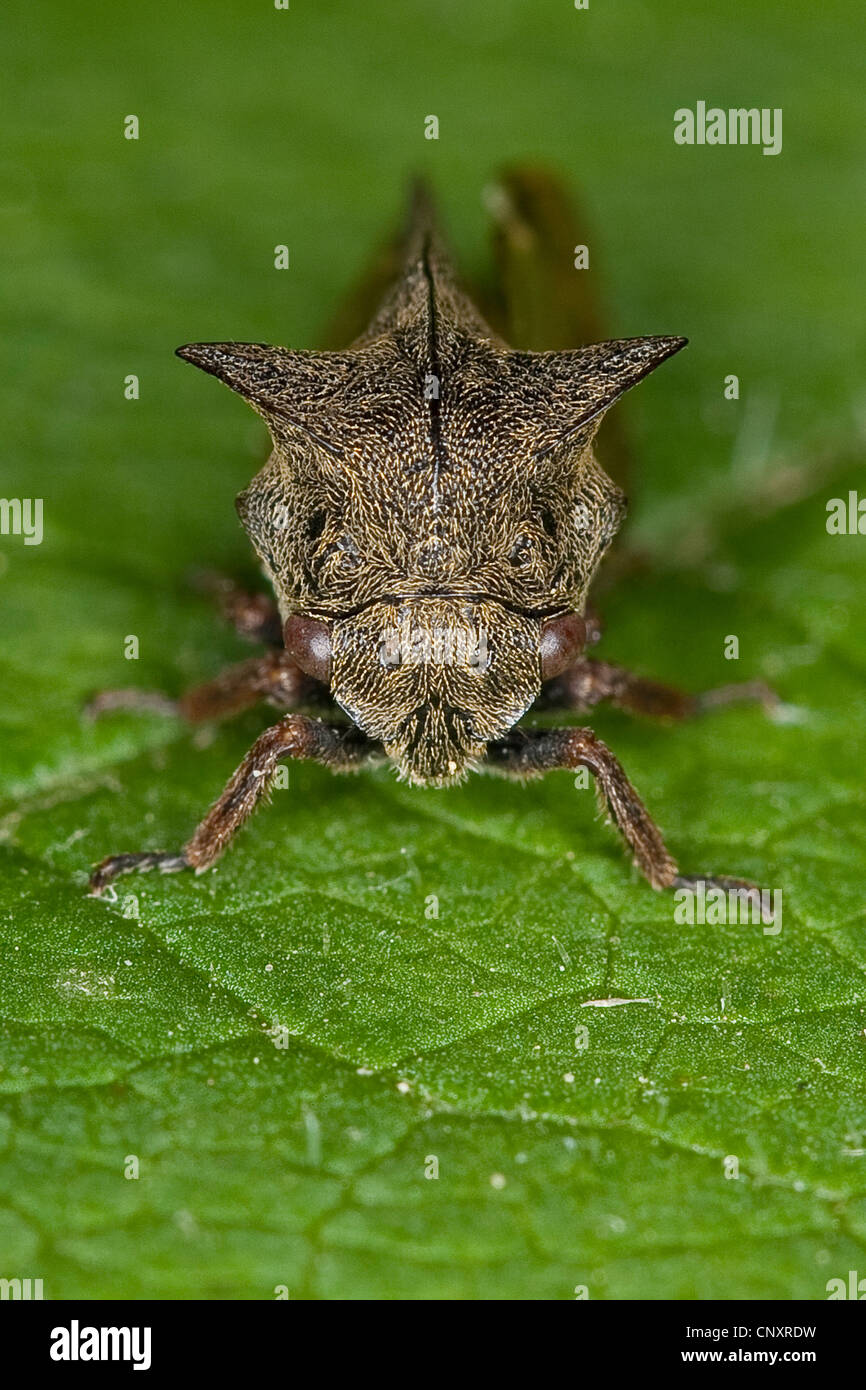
[177,654,321,722]
[88,715,371,894]
[486,726,678,889]
[85,652,319,725]
[542,657,776,721]
[486,726,771,916]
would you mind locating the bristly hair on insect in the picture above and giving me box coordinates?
[87,174,775,916]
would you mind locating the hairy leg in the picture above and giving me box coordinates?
[85,651,322,724]
[89,714,373,894]
[541,657,777,721]
[485,725,768,915]
[487,725,677,888]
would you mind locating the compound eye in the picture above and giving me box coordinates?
[539,613,586,680]
[283,615,331,683]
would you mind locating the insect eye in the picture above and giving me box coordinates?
[283,615,331,683]
[539,613,586,680]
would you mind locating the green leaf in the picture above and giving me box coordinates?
[2,0,863,1299]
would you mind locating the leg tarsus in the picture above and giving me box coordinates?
[89,850,190,895]
[88,715,372,894]
[674,873,776,926]
[486,727,769,904]
[486,725,678,890]
[182,715,364,872]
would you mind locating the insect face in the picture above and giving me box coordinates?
[329,597,543,785]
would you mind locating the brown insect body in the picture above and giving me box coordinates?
[88,178,772,910]
[179,192,681,786]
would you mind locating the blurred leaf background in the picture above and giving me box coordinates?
[1,0,864,1298]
